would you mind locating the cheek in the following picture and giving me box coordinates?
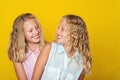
[39,29,41,35]
[24,32,31,40]
[63,32,67,38]
[24,34,28,40]
[37,28,40,32]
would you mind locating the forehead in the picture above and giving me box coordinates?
[60,18,66,25]
[24,18,37,24]
[23,19,38,28]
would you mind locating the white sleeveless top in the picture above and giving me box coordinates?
[41,42,83,80]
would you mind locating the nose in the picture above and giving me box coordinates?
[34,28,39,34]
[56,28,60,35]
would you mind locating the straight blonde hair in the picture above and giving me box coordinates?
[8,13,44,62]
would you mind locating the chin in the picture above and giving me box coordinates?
[33,39,40,43]
[56,41,62,44]
[57,42,61,44]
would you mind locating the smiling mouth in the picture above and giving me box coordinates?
[57,35,62,39]
[33,35,40,39]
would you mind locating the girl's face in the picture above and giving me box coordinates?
[23,19,41,45]
[56,18,67,45]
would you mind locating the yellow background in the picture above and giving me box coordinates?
[0,0,120,80]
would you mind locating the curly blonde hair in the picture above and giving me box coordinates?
[8,13,44,62]
[63,15,92,74]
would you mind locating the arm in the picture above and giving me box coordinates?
[78,69,86,80]
[13,62,27,80]
[32,42,51,80]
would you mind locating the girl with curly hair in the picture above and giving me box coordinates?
[32,14,92,80]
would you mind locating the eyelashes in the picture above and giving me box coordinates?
[15,28,18,32]
[57,25,65,31]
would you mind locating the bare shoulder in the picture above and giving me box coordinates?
[13,62,22,66]
[40,42,52,56]
[13,62,24,70]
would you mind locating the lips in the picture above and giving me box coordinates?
[33,35,40,39]
[57,35,62,39]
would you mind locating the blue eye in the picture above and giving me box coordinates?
[61,27,65,31]
[36,26,40,29]
[29,30,32,32]
[37,27,40,29]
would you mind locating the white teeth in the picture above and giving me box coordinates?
[57,35,62,39]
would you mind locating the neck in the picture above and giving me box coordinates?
[64,45,76,57]
[27,43,39,52]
